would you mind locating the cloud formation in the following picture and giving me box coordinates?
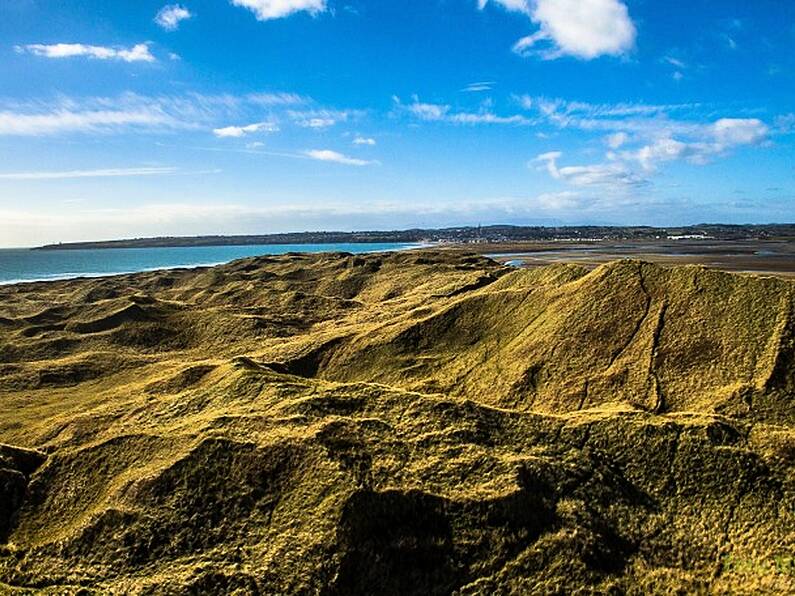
[0,167,181,180]
[534,116,770,191]
[155,4,193,31]
[353,136,376,146]
[623,119,769,171]
[0,92,340,137]
[397,96,533,126]
[231,0,326,21]
[481,0,636,60]
[304,149,376,166]
[535,151,645,188]
[213,121,278,137]
[247,92,309,106]
[288,109,360,129]
[462,81,495,92]
[0,108,178,136]
[15,43,155,62]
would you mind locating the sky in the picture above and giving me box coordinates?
[0,0,793,246]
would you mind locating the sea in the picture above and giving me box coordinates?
[0,243,418,285]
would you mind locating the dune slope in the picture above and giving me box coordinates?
[0,251,793,594]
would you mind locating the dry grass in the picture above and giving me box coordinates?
[0,250,792,594]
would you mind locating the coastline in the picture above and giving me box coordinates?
[0,242,426,287]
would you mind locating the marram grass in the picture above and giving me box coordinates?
[0,251,792,594]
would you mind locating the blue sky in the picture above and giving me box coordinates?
[0,0,793,246]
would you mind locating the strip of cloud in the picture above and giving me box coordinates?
[663,56,687,69]
[297,117,335,128]
[525,96,697,120]
[304,149,377,166]
[15,43,155,62]
[247,92,309,106]
[213,121,278,137]
[155,4,193,31]
[450,112,531,125]
[0,91,326,137]
[231,0,326,21]
[0,167,180,180]
[396,96,534,126]
[517,95,708,138]
[0,108,181,136]
[353,136,376,146]
[481,0,635,60]
[462,81,495,92]
[288,109,360,129]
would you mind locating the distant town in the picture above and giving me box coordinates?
[34,224,795,250]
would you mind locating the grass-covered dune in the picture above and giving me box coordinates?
[0,251,793,594]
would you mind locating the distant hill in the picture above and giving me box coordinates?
[34,223,795,249]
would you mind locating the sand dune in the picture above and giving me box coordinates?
[0,251,792,594]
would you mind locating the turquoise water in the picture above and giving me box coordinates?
[0,243,416,285]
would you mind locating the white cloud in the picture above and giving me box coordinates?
[398,96,533,126]
[0,93,251,136]
[353,136,376,146]
[304,149,377,166]
[534,151,645,188]
[449,112,531,125]
[522,95,692,120]
[16,43,155,62]
[605,131,629,149]
[482,0,636,60]
[627,138,690,171]
[0,167,179,180]
[155,4,193,31]
[213,121,279,137]
[0,92,351,137]
[0,108,178,136]
[518,95,707,137]
[663,56,687,69]
[712,118,768,146]
[478,0,531,15]
[405,98,450,121]
[231,0,326,21]
[288,109,360,128]
[623,119,769,171]
[533,115,770,193]
[302,117,335,128]
[462,81,496,92]
[247,92,309,106]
